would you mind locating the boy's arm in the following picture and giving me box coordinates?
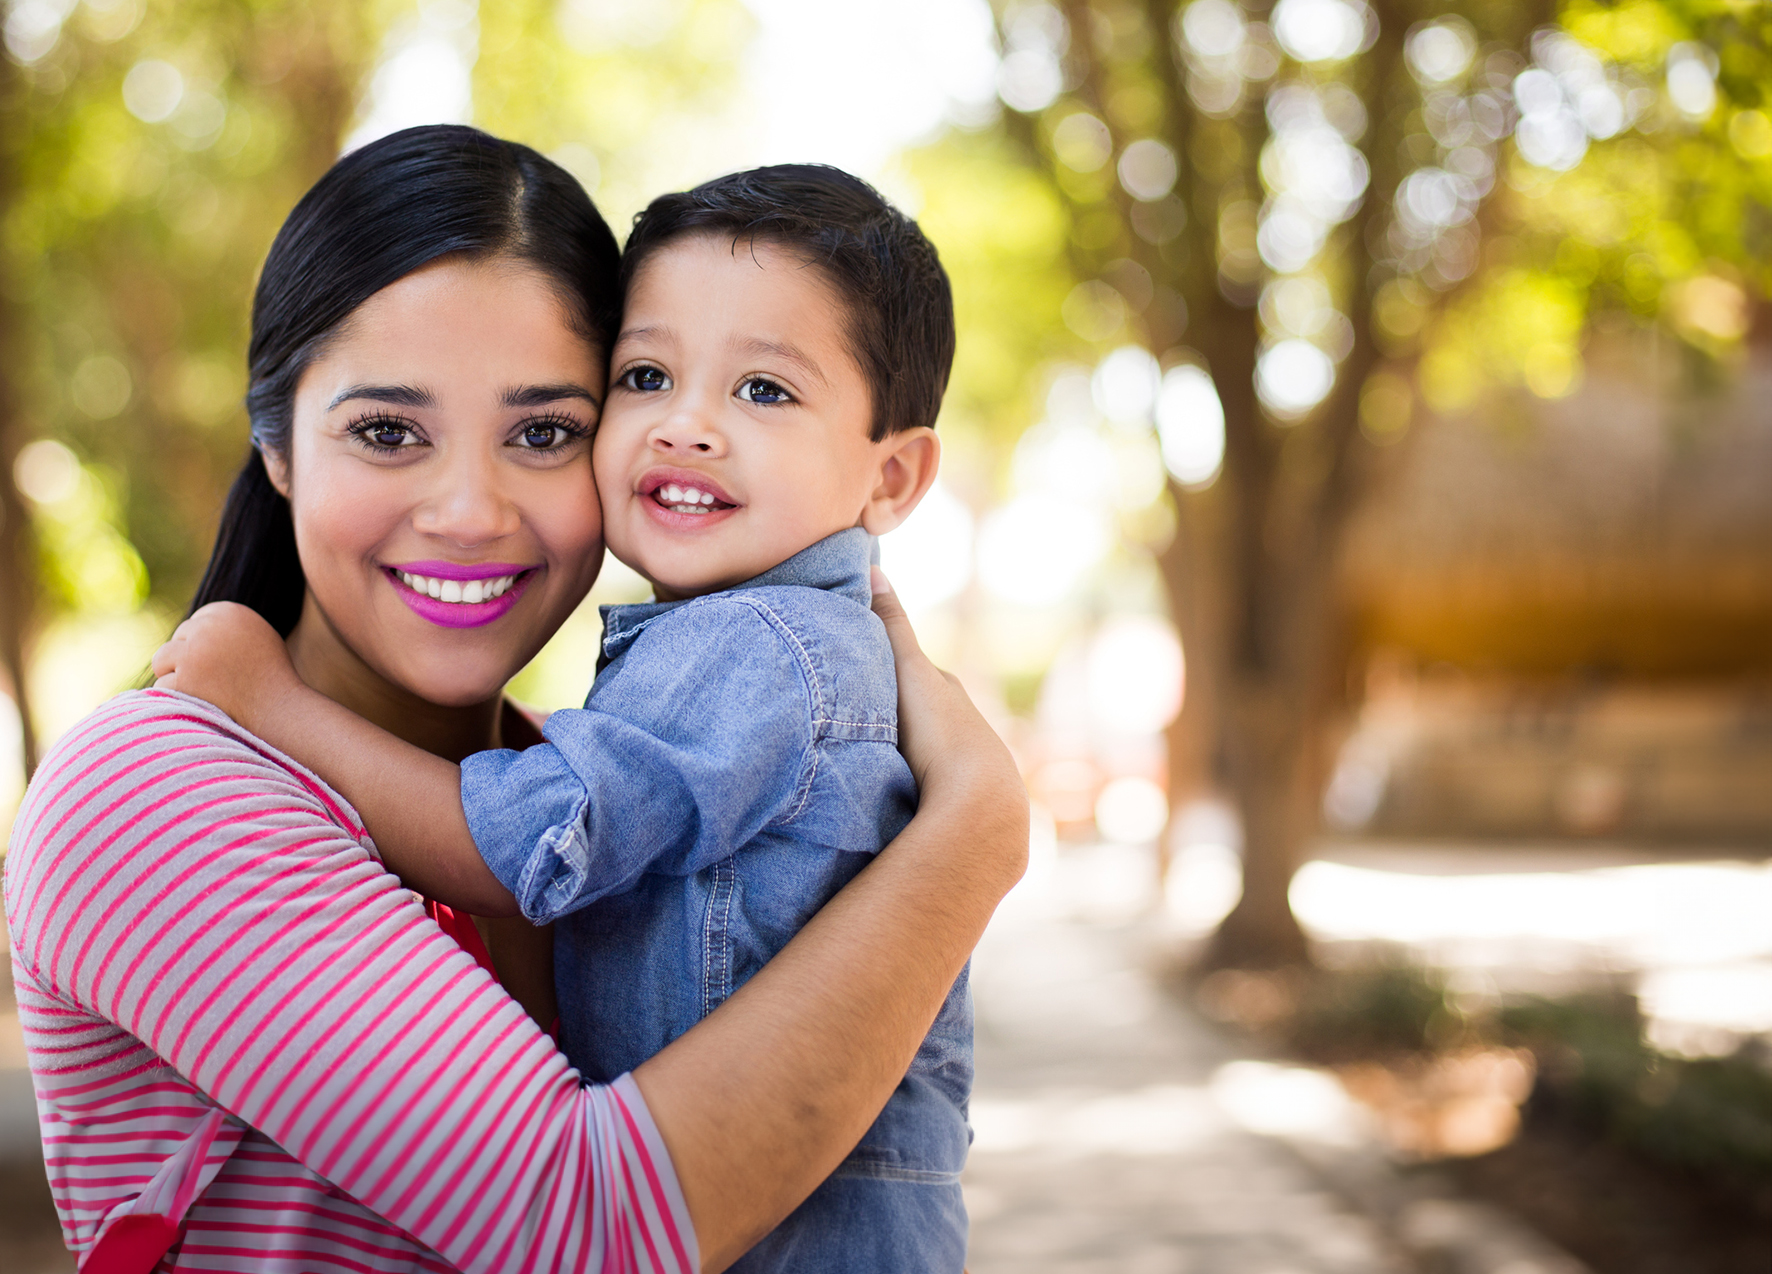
[152,603,518,916]
[462,598,818,924]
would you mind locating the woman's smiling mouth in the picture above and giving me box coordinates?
[395,568,521,603]
[385,561,537,628]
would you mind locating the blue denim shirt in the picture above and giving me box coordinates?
[462,528,972,1271]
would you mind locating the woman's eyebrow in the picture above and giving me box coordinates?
[501,383,601,409]
[328,383,435,410]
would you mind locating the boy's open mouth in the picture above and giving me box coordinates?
[639,469,739,517]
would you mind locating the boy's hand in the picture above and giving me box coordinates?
[151,602,301,730]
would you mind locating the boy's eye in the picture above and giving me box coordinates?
[738,377,792,406]
[623,366,670,393]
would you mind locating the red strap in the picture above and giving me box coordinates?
[424,898,498,976]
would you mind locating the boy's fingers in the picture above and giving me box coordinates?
[149,640,180,678]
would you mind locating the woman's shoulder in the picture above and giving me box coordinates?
[11,689,367,871]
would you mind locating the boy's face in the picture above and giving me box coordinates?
[594,233,907,600]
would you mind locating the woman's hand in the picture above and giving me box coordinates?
[871,566,1029,867]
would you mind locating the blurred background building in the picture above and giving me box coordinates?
[1,1,1768,1270]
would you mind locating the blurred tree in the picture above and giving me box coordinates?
[987,0,1769,968]
[1,45,40,774]
[474,0,757,228]
[0,0,383,770]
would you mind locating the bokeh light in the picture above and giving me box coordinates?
[1091,345,1159,426]
[1256,338,1336,417]
[1096,776,1169,844]
[1085,615,1184,736]
[1270,0,1371,64]
[1155,365,1226,487]
[978,493,1111,606]
[878,480,975,612]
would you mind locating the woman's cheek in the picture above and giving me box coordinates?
[293,463,409,598]
[530,464,604,596]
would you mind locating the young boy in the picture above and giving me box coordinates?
[157,165,971,1271]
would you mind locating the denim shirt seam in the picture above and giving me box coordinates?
[728,594,828,824]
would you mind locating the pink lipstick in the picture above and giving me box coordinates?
[385,561,536,629]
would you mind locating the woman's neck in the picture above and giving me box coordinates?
[284,597,502,764]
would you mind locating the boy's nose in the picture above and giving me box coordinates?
[648,406,726,456]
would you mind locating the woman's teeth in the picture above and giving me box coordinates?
[396,571,518,604]
[655,484,722,515]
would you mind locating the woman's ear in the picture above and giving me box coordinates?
[261,447,293,499]
[859,428,940,536]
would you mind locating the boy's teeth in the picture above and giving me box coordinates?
[655,483,724,512]
[396,571,519,603]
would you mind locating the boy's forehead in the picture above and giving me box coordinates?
[619,236,854,357]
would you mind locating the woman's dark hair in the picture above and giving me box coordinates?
[621,164,955,442]
[188,124,621,635]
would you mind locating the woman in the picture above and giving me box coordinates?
[2,125,1026,1272]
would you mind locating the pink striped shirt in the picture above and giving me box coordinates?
[2,690,699,1273]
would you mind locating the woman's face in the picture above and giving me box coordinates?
[269,256,606,710]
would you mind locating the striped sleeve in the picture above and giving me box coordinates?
[2,691,698,1274]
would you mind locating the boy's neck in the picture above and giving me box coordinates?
[637,526,865,605]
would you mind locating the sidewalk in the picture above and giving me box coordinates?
[964,861,1414,1273]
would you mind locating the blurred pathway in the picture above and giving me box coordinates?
[963,860,1412,1274]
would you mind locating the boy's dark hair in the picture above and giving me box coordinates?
[621,164,955,442]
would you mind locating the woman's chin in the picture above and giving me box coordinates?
[387,653,520,711]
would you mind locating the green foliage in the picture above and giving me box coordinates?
[905,128,1076,450]
[1287,958,1463,1060]
[5,0,380,620]
[473,0,756,230]
[1501,993,1772,1204]
[1422,0,1772,411]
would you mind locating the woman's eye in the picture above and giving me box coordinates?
[738,377,792,406]
[623,366,670,392]
[351,418,421,450]
[521,422,563,449]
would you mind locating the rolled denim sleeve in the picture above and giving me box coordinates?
[461,597,817,924]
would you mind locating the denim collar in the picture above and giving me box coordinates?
[600,526,875,662]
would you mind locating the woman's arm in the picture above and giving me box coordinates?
[635,569,1029,1270]
[152,602,514,914]
[85,577,1023,1273]
[5,692,693,1272]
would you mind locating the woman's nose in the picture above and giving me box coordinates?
[411,456,521,546]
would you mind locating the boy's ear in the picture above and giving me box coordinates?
[261,447,293,499]
[859,427,940,536]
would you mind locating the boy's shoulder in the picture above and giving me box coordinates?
[604,584,895,727]
[620,582,886,660]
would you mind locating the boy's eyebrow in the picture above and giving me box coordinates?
[615,323,673,348]
[501,383,602,410]
[734,337,829,390]
[328,383,435,411]
[616,325,831,390]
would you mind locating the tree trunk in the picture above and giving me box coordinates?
[1156,478,1223,877]
[0,52,38,779]
[1203,683,1316,968]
